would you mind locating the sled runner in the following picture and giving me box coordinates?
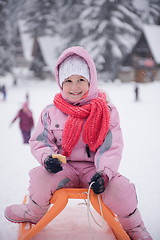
[18,188,130,240]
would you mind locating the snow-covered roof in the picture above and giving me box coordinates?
[143,25,160,64]
[19,20,64,74]
[18,21,59,70]
[38,36,62,74]
[18,21,34,62]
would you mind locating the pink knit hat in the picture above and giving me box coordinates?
[59,54,90,86]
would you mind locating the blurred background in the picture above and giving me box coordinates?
[0,0,160,84]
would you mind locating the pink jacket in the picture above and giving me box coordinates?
[29,46,124,180]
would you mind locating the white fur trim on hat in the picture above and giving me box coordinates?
[59,54,90,86]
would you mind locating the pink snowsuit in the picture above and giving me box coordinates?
[12,106,34,144]
[29,46,137,217]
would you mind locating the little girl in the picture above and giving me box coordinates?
[10,102,34,144]
[5,46,152,240]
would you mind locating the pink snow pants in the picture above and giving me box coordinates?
[29,161,137,217]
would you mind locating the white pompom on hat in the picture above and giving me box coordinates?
[59,54,90,86]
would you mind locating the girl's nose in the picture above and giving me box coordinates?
[71,82,79,90]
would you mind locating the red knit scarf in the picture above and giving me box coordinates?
[53,92,110,157]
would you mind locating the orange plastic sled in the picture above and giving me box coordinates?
[18,188,130,240]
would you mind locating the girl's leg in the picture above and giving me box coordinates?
[29,164,79,206]
[21,130,29,143]
[68,163,152,239]
[4,164,79,223]
[101,174,152,240]
[102,174,137,216]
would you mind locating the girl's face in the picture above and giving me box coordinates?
[62,75,89,103]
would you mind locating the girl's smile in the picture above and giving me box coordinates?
[62,75,89,103]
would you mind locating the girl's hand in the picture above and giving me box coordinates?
[44,155,63,173]
[89,172,109,194]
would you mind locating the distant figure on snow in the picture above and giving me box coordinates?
[12,76,17,87]
[134,84,139,101]
[25,92,29,103]
[0,84,7,101]
[10,102,34,144]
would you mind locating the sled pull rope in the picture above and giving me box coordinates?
[83,182,105,240]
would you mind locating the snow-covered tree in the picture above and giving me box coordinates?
[133,0,160,25]
[20,0,59,37]
[0,0,23,76]
[149,0,160,24]
[56,0,86,46]
[78,0,141,80]
[17,0,143,80]
[7,0,24,68]
[47,0,141,80]
[0,0,12,75]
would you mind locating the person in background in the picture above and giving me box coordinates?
[25,92,29,103]
[5,46,152,240]
[0,84,7,101]
[10,102,34,144]
[12,76,17,87]
[134,83,139,101]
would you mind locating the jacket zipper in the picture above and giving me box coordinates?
[86,144,91,158]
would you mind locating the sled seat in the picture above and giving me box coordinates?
[18,188,130,240]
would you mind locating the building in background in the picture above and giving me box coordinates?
[119,25,160,83]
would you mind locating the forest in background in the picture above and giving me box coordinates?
[0,0,160,80]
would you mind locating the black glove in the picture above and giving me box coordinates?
[44,155,63,173]
[89,172,109,194]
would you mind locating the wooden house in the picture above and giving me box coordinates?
[119,25,160,83]
[13,26,29,68]
[19,21,62,80]
[30,35,63,79]
[30,37,49,79]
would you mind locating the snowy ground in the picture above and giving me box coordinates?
[0,74,160,240]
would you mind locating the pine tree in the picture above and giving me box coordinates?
[56,0,85,47]
[8,0,24,68]
[21,0,59,37]
[17,0,142,80]
[79,0,141,80]
[149,0,160,24]
[0,0,12,76]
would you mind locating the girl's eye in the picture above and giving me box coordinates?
[79,78,85,82]
[64,79,72,83]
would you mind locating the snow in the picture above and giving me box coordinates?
[0,74,160,240]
